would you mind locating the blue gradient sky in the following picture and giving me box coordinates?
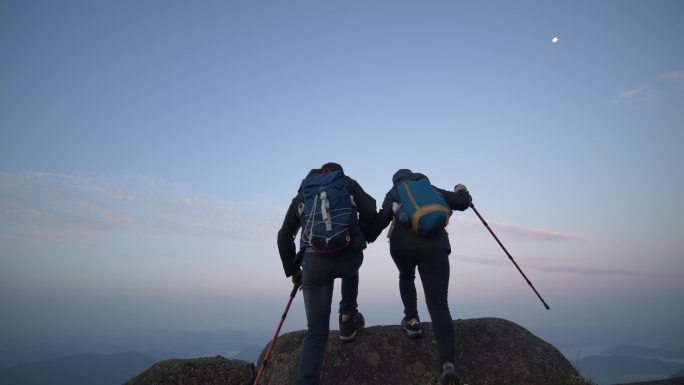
[1,0,683,354]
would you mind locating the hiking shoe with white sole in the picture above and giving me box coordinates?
[339,313,365,341]
[401,317,423,337]
[439,365,461,385]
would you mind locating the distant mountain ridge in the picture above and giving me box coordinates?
[0,330,271,369]
[0,351,159,385]
[231,346,262,363]
[603,343,684,361]
[576,354,684,385]
[0,341,126,369]
[611,378,684,385]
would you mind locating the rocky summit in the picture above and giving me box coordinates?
[258,317,585,385]
[126,317,589,385]
[124,356,254,385]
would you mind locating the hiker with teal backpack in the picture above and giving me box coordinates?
[277,162,377,385]
[368,169,472,385]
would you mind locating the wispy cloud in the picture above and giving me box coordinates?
[449,217,586,243]
[455,255,668,278]
[0,172,283,243]
[0,171,586,246]
[612,70,684,105]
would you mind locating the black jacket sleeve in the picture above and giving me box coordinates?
[276,196,303,277]
[436,187,472,211]
[365,189,394,243]
[350,178,376,224]
[348,177,377,242]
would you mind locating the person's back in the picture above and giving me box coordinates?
[371,168,471,385]
[277,162,376,385]
[381,169,470,250]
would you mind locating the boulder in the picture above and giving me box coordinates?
[124,356,253,385]
[257,317,587,385]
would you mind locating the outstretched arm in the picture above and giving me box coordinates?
[436,185,472,211]
[351,180,377,226]
[365,192,395,242]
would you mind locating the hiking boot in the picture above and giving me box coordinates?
[439,364,461,385]
[401,317,423,338]
[339,313,365,341]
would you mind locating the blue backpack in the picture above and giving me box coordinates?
[395,175,451,236]
[300,169,355,253]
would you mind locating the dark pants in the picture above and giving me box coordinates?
[391,247,455,365]
[297,249,363,385]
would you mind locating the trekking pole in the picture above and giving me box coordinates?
[253,281,302,385]
[469,203,551,310]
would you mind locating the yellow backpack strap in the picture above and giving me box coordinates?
[412,205,452,233]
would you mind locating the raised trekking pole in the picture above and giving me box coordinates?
[469,202,551,310]
[253,281,302,385]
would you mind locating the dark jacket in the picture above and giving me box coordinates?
[277,171,377,278]
[369,172,472,253]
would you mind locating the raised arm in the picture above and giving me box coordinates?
[436,184,472,211]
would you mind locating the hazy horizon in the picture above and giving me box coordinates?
[2,0,683,362]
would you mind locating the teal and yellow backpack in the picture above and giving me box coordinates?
[395,175,451,236]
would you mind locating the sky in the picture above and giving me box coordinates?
[1,0,683,356]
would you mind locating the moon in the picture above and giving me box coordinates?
[552,37,559,43]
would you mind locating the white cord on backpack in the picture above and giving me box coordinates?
[320,191,333,231]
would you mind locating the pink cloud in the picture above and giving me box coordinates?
[664,71,684,80]
[617,89,641,98]
[612,69,684,104]
[0,172,282,244]
[451,217,586,243]
[455,255,667,278]
[2,172,584,246]
[1,229,98,244]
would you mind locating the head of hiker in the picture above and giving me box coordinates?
[392,169,412,184]
[321,162,343,173]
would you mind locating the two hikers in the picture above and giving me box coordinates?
[277,164,470,385]
[277,162,377,385]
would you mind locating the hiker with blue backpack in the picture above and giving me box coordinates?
[368,169,472,385]
[277,162,377,385]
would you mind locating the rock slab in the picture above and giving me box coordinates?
[258,317,586,385]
